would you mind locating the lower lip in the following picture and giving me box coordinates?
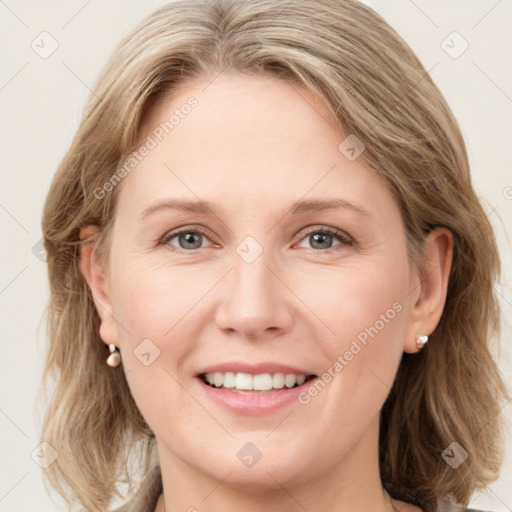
[196,377,318,415]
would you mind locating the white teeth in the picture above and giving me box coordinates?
[203,371,311,391]
[235,372,253,390]
[214,372,223,388]
[284,374,297,388]
[223,372,235,388]
[253,373,273,391]
[272,373,285,389]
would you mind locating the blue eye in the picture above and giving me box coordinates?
[159,225,353,253]
[161,229,208,250]
[296,226,353,252]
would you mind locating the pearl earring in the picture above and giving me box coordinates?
[106,343,121,367]
[415,334,429,349]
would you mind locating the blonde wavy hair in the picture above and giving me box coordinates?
[40,0,509,510]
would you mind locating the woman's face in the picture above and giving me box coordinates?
[97,73,420,489]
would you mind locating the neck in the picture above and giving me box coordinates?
[153,417,409,512]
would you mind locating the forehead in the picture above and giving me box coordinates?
[116,73,397,222]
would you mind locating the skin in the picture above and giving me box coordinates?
[80,73,453,512]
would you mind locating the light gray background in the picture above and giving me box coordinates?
[1,1,511,510]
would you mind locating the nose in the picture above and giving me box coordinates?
[214,249,294,340]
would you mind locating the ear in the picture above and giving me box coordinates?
[403,227,453,354]
[79,224,118,347]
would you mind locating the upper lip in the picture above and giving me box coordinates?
[196,361,316,376]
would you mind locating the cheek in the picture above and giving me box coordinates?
[109,262,203,430]
[111,257,210,344]
[299,258,408,354]
[297,257,408,417]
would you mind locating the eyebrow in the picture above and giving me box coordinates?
[139,197,371,221]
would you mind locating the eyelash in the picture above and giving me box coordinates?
[158,225,354,254]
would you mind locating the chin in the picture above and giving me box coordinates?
[190,441,315,490]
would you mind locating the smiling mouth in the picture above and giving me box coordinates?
[198,372,317,393]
